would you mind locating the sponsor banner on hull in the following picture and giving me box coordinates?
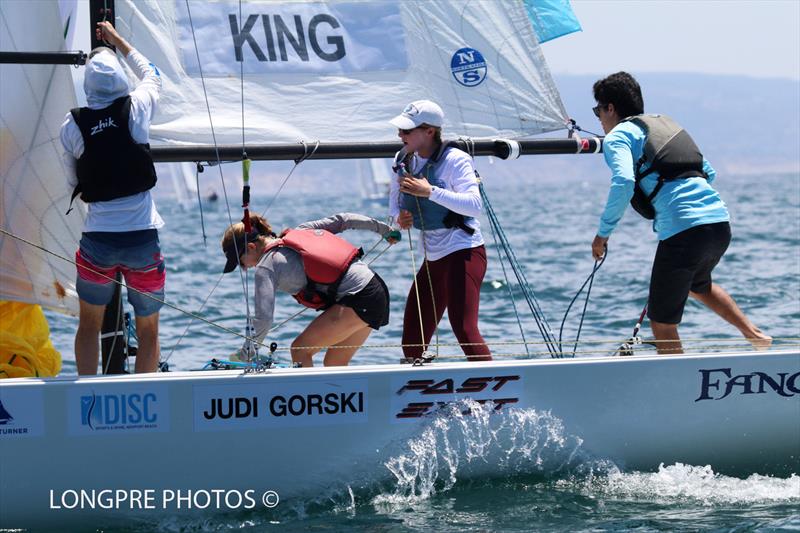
[0,388,45,438]
[391,372,524,422]
[194,378,368,431]
[695,367,800,402]
[67,385,170,435]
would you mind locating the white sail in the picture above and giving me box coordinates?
[116,0,570,145]
[0,1,83,316]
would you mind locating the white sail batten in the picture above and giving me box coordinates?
[116,0,570,145]
[0,1,83,316]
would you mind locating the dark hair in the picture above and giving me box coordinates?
[592,71,644,119]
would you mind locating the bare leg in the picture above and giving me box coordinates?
[650,320,683,355]
[74,300,106,375]
[690,283,772,350]
[324,326,372,366]
[291,305,369,367]
[134,312,160,373]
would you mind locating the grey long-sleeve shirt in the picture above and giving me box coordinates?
[242,213,392,353]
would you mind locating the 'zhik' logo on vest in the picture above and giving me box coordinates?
[90,117,118,136]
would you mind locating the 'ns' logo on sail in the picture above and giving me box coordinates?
[451,47,487,87]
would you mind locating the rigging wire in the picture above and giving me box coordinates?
[0,228,252,343]
[185,0,255,360]
[464,139,530,356]
[5,225,787,362]
[478,182,559,357]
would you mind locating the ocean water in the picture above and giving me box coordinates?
[45,166,800,531]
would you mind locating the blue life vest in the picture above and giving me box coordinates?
[394,141,475,234]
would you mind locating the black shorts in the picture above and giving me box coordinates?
[648,222,731,324]
[338,273,390,330]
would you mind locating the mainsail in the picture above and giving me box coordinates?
[116,0,570,145]
[0,0,576,316]
[0,1,83,316]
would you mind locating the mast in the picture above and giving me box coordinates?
[87,0,128,374]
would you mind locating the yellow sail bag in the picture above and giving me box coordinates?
[0,301,62,378]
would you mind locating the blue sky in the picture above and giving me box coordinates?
[543,0,800,80]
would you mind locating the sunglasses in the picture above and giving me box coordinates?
[398,125,427,135]
[592,104,607,118]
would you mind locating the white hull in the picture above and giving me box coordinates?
[1,350,798,527]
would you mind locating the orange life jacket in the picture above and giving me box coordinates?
[263,228,362,309]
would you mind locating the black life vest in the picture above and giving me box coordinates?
[68,96,157,212]
[623,114,707,220]
[262,228,363,310]
[393,141,475,235]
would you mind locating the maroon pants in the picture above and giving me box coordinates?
[402,245,492,361]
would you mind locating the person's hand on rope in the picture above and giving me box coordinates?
[399,175,432,197]
[592,235,608,261]
[95,21,133,56]
[397,209,413,230]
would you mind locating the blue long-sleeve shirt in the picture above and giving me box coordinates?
[597,119,729,241]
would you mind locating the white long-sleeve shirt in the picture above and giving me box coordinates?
[389,147,484,261]
[60,48,164,232]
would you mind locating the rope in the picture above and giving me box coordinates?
[405,226,426,358]
[474,171,530,356]
[101,275,124,374]
[558,247,607,357]
[479,182,559,356]
[163,271,226,365]
[464,141,529,355]
[414,195,440,358]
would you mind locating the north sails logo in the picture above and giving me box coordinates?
[450,47,487,87]
[90,117,118,136]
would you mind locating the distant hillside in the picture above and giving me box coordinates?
[155,73,800,199]
[554,73,800,175]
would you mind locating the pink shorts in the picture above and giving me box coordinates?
[75,230,165,316]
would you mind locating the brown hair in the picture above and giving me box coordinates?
[419,123,443,144]
[221,214,275,256]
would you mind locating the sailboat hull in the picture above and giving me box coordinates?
[0,350,798,527]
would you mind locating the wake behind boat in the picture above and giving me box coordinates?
[1,0,798,528]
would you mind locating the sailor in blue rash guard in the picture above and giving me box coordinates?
[590,71,771,354]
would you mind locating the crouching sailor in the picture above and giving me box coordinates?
[60,21,165,374]
[221,213,396,367]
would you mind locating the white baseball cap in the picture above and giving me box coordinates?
[389,100,444,129]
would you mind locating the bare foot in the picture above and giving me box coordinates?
[747,328,773,351]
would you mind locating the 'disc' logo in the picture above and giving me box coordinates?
[450,47,487,87]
